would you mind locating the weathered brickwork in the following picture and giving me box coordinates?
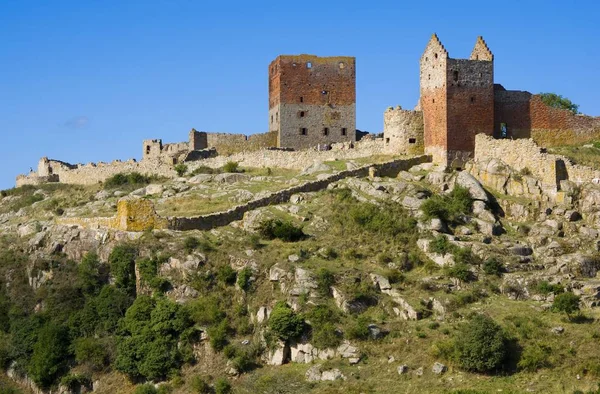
[420,35,494,167]
[269,55,356,150]
[142,129,209,164]
[494,86,600,145]
[383,106,424,155]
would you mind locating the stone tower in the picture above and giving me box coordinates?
[420,35,494,167]
[383,106,424,155]
[268,55,356,150]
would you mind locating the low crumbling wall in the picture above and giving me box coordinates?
[206,131,278,155]
[474,134,600,191]
[62,156,430,232]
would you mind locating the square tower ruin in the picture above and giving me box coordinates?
[268,55,356,150]
[420,35,494,167]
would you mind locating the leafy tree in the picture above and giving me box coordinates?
[268,302,304,341]
[454,314,508,373]
[109,244,138,295]
[552,292,580,320]
[78,251,105,296]
[539,92,579,114]
[74,337,111,371]
[28,323,70,388]
[258,219,305,242]
[306,304,342,349]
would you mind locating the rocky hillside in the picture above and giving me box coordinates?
[2,159,600,394]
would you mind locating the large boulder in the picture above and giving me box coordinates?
[456,171,489,202]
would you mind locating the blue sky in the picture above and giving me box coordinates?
[1,0,599,189]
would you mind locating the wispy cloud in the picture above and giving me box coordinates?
[64,116,89,129]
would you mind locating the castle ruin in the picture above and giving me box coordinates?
[269,55,356,149]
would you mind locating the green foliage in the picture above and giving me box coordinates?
[137,256,170,292]
[518,343,552,372]
[454,315,509,373]
[60,374,91,392]
[78,252,105,295]
[421,185,473,224]
[188,296,226,326]
[346,315,371,341]
[174,163,188,177]
[535,280,564,295]
[306,304,342,349]
[115,296,192,380]
[483,257,504,276]
[191,166,218,175]
[347,201,417,238]
[258,219,305,242]
[74,337,111,371]
[208,320,229,351]
[108,244,138,295]
[214,378,232,394]
[237,267,253,292]
[447,263,474,282]
[430,235,454,255]
[222,161,241,173]
[28,323,70,389]
[268,302,304,341]
[217,265,237,286]
[191,376,211,393]
[316,268,335,297]
[539,92,579,114]
[552,292,581,319]
[104,172,152,189]
[134,384,158,394]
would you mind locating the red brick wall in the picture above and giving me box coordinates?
[269,55,355,109]
[422,89,447,149]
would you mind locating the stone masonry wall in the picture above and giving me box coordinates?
[205,131,277,155]
[383,106,424,155]
[269,55,356,150]
[473,134,600,191]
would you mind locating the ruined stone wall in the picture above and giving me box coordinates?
[494,87,600,145]
[473,134,600,191]
[269,55,356,150]
[383,106,424,155]
[205,131,277,155]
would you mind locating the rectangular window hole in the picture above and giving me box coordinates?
[341,128,347,136]
[300,128,307,135]
[409,138,416,144]
[322,127,329,136]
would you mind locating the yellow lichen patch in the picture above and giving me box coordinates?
[110,197,168,231]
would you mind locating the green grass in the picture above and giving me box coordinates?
[548,143,600,170]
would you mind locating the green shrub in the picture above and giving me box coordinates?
[237,267,253,292]
[552,292,580,320]
[74,337,111,371]
[268,302,304,341]
[174,163,188,177]
[316,268,335,297]
[518,343,552,371]
[60,374,92,392]
[191,376,211,393]
[104,172,151,189]
[347,201,416,238]
[447,263,474,282]
[134,384,158,394]
[482,257,504,276]
[429,235,455,255]
[208,320,229,351]
[306,305,342,349]
[28,323,70,388]
[346,315,371,341]
[78,251,105,295]
[454,247,479,266]
[217,265,237,286]
[191,166,218,175]
[258,219,305,242]
[536,280,564,295]
[188,296,226,325]
[214,378,232,394]
[222,161,241,173]
[454,314,508,373]
[421,185,473,224]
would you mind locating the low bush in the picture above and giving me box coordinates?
[174,164,188,177]
[316,268,335,297]
[346,315,371,341]
[421,185,473,224]
[447,263,475,282]
[518,343,552,372]
[104,172,151,189]
[215,378,232,394]
[552,292,580,320]
[191,166,218,175]
[237,267,253,292]
[222,161,241,173]
[190,376,211,393]
[535,280,564,295]
[482,257,504,276]
[258,219,305,242]
[454,314,509,373]
[430,235,455,255]
[268,302,304,341]
[217,266,237,286]
[134,384,157,394]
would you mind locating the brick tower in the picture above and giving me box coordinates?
[268,55,356,150]
[420,35,494,167]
